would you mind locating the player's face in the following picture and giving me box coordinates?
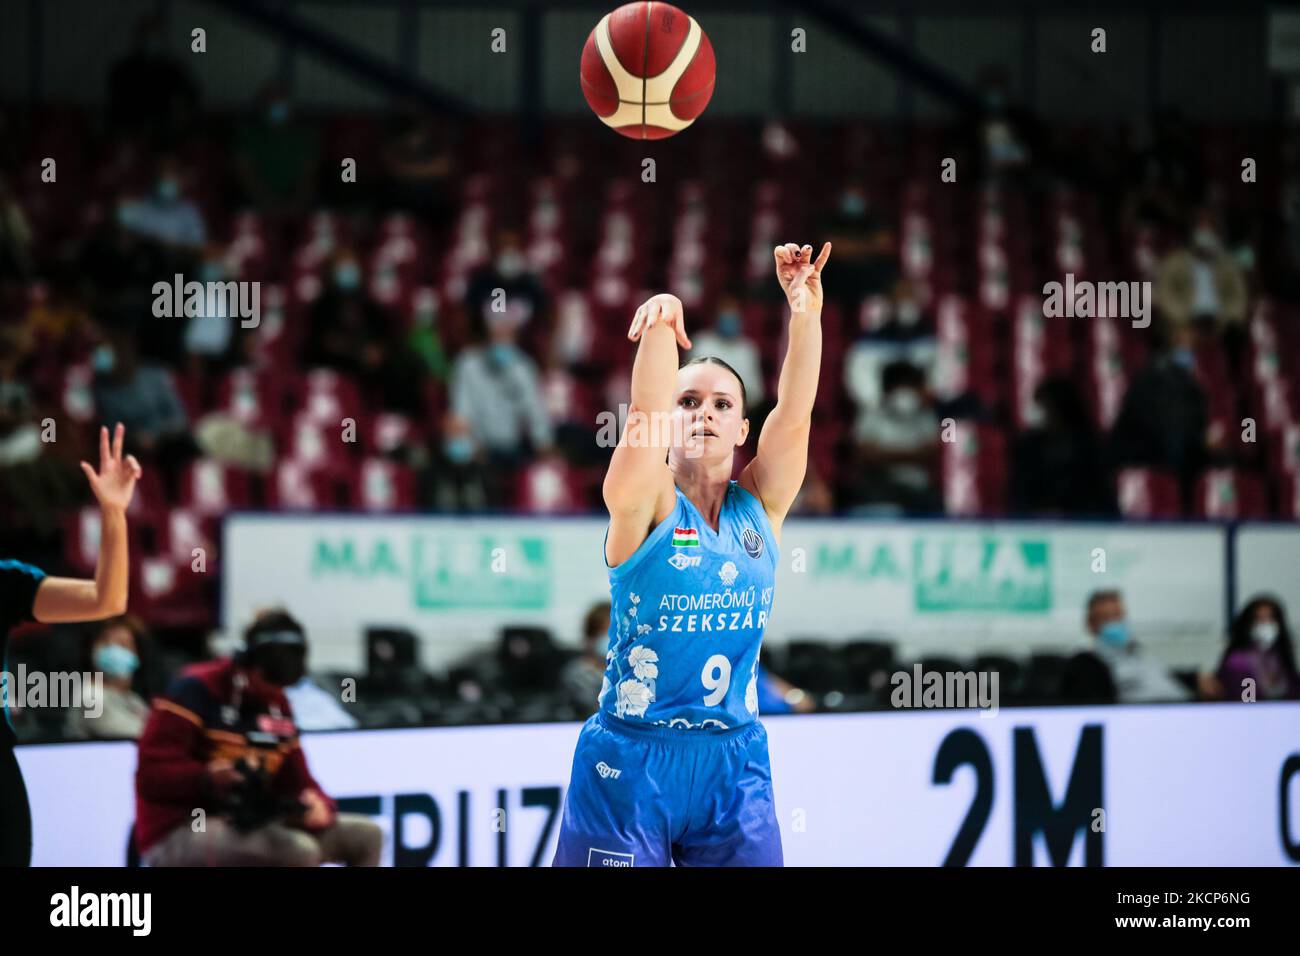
[671,363,748,463]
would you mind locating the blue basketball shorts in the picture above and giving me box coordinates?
[552,710,783,867]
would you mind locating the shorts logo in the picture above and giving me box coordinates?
[718,560,739,586]
[668,552,701,570]
[588,848,634,867]
[742,527,764,559]
[595,761,622,780]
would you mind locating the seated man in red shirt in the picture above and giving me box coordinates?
[135,610,381,866]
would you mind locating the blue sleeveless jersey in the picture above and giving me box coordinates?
[599,479,778,731]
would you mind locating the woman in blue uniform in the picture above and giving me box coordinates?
[1,423,141,866]
[553,242,830,867]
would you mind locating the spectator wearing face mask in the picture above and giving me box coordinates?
[65,616,150,740]
[92,329,198,496]
[1109,319,1208,511]
[135,610,382,866]
[685,295,766,408]
[1067,589,1191,704]
[449,304,555,508]
[1217,596,1300,702]
[303,250,423,414]
[426,412,489,512]
[464,228,547,346]
[823,183,897,311]
[846,360,940,515]
[1152,210,1248,334]
[233,83,319,218]
[182,244,242,376]
[845,277,937,414]
[117,155,206,264]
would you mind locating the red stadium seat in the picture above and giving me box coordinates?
[1193,468,1268,520]
[1116,468,1182,519]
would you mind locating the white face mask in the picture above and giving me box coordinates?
[496,250,526,279]
[888,389,921,415]
[1252,620,1279,650]
[896,301,921,327]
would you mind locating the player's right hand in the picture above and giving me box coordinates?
[628,293,692,350]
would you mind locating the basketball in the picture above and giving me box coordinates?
[580,1,716,140]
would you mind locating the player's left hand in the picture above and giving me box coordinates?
[80,423,142,515]
[774,242,831,314]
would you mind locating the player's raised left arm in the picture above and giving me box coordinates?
[741,242,830,528]
[32,424,141,623]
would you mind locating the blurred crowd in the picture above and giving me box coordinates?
[6,587,1295,746]
[2,24,1299,736]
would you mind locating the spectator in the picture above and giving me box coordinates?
[1010,377,1115,516]
[561,601,611,714]
[92,329,198,493]
[181,243,242,376]
[1067,590,1191,704]
[686,295,766,407]
[65,616,150,740]
[1152,209,1248,333]
[845,276,937,412]
[845,360,940,515]
[378,106,458,226]
[0,172,33,279]
[463,227,547,342]
[425,412,489,513]
[0,326,85,537]
[233,84,319,218]
[1109,321,1208,510]
[117,154,207,262]
[822,183,897,310]
[1216,595,1300,702]
[136,610,382,866]
[106,11,200,142]
[449,305,554,506]
[303,249,422,413]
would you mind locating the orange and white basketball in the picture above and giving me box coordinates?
[580,1,716,140]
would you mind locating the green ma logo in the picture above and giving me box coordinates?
[913,537,1051,612]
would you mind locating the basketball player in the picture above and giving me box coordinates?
[1,423,141,865]
[553,241,830,867]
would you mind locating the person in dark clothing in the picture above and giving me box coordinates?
[135,610,382,866]
[1108,322,1208,511]
[303,249,423,414]
[1,424,142,866]
[1010,377,1116,516]
[106,12,200,143]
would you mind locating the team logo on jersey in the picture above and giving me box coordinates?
[595,761,622,780]
[718,560,739,586]
[742,527,764,559]
[671,527,700,547]
[668,552,702,570]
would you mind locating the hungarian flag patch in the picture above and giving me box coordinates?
[671,527,700,547]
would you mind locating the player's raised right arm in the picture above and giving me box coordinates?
[602,294,690,517]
